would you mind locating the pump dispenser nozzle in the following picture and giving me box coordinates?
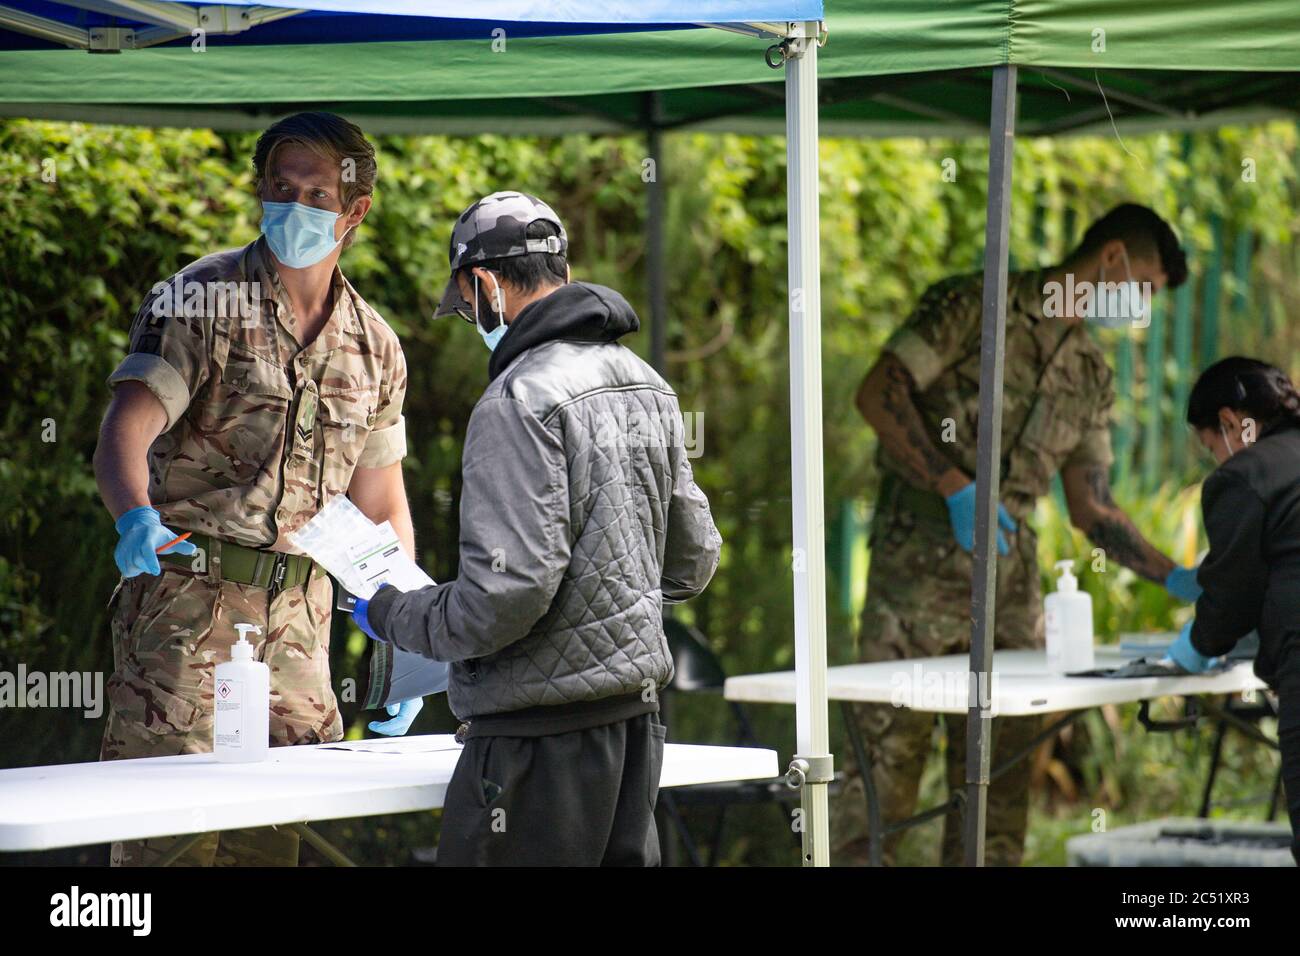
[231,623,262,662]
[1054,560,1078,593]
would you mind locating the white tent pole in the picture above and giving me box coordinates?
[964,63,1017,867]
[783,18,831,868]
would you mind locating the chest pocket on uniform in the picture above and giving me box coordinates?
[196,347,293,482]
[318,386,379,500]
[1014,396,1082,491]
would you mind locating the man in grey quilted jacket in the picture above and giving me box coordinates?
[354,191,722,866]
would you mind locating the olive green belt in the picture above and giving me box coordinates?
[878,472,950,524]
[160,532,314,593]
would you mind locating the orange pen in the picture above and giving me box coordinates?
[155,532,193,554]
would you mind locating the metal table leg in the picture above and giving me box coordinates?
[840,700,884,866]
[1198,714,1229,817]
[287,822,358,867]
[990,711,1085,783]
[154,831,208,867]
[842,701,1084,867]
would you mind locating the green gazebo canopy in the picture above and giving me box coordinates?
[2,1,1298,135]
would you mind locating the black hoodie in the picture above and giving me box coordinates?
[487,281,640,382]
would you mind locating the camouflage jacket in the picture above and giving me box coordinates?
[107,237,408,552]
[881,269,1116,517]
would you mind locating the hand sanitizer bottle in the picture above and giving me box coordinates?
[1044,560,1095,674]
[214,623,270,763]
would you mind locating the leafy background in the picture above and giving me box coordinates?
[1,118,1296,865]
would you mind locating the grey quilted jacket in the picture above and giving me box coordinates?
[368,282,721,719]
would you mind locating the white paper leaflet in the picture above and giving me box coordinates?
[289,494,436,599]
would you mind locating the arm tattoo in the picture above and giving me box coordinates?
[877,358,955,490]
[1084,517,1165,583]
[1084,465,1116,508]
[1079,466,1169,583]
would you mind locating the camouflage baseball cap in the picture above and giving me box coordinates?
[435,190,568,320]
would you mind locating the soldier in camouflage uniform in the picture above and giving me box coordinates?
[93,113,414,866]
[835,205,1200,866]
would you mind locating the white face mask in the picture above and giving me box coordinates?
[1219,422,1237,458]
[1083,247,1148,328]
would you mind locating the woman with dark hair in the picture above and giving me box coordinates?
[1173,355,1300,862]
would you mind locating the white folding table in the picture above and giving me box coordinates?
[725,647,1272,865]
[0,735,778,864]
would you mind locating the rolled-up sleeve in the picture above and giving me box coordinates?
[106,282,210,430]
[358,343,408,469]
[884,277,981,390]
[1065,360,1117,470]
[358,416,408,469]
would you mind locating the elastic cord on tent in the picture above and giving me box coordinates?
[765,39,791,68]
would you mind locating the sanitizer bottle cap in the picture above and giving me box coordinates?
[1054,560,1078,593]
[231,623,262,662]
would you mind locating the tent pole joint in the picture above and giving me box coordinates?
[88,27,136,51]
[786,753,834,790]
[767,19,825,71]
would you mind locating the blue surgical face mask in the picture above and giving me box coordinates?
[479,322,508,352]
[474,273,509,352]
[260,200,342,268]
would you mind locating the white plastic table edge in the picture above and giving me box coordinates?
[0,737,778,852]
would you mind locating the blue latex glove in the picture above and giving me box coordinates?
[944,482,1017,556]
[1164,565,1203,603]
[369,698,423,736]
[1164,620,1218,674]
[113,505,197,578]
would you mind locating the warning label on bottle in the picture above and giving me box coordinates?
[215,678,243,749]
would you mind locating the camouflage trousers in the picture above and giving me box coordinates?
[832,502,1044,867]
[101,562,343,866]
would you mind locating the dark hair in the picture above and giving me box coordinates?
[1187,356,1300,434]
[1072,203,1188,288]
[460,220,567,295]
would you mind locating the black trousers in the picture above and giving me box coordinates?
[1281,724,1300,866]
[1277,673,1300,865]
[436,712,666,866]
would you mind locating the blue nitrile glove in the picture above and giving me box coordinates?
[351,585,391,642]
[1164,620,1218,674]
[1164,565,1203,603]
[944,482,1017,556]
[369,698,423,736]
[113,505,197,578]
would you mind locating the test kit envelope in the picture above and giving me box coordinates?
[290,496,450,702]
[347,525,436,596]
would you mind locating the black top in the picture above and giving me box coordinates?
[463,691,658,738]
[1192,421,1300,698]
